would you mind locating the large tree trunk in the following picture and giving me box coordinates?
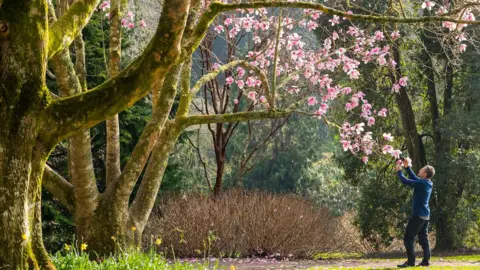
[0,0,55,267]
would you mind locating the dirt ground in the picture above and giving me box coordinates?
[214,257,480,269]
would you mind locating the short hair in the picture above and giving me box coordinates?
[424,165,435,179]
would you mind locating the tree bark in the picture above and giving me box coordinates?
[105,0,123,185]
[391,45,425,171]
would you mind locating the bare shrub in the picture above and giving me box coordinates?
[144,190,371,258]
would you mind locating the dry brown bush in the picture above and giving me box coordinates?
[143,190,372,258]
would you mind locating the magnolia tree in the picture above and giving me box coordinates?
[0,0,478,268]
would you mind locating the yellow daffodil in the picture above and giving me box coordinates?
[80,243,88,251]
[230,265,236,270]
[155,238,162,246]
[131,226,136,231]
[64,244,71,251]
[21,234,27,241]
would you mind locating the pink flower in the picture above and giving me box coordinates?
[99,1,110,11]
[398,76,408,87]
[361,156,369,164]
[341,140,352,151]
[421,1,435,11]
[127,11,135,20]
[139,20,146,28]
[367,116,375,126]
[329,15,340,26]
[378,108,388,117]
[392,83,401,93]
[246,76,257,88]
[374,31,385,41]
[383,133,394,141]
[214,25,224,33]
[390,59,397,68]
[459,44,467,53]
[224,17,233,25]
[121,18,129,27]
[316,103,329,116]
[390,149,402,159]
[382,145,394,154]
[226,76,234,85]
[236,67,245,78]
[233,99,239,105]
[259,96,267,103]
[347,69,360,79]
[127,22,135,29]
[390,31,401,40]
[341,87,352,95]
[345,103,353,111]
[236,80,245,89]
[247,91,257,101]
[212,63,221,70]
[307,96,317,106]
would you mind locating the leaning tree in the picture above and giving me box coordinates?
[0,0,478,268]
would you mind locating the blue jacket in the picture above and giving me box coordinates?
[397,167,433,217]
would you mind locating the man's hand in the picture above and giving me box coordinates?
[395,164,403,172]
[402,159,410,168]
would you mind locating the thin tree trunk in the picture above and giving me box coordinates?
[391,45,425,171]
[105,0,123,185]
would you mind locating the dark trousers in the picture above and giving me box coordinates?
[404,216,431,265]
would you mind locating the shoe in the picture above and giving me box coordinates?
[417,261,430,267]
[397,261,415,268]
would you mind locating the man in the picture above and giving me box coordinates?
[395,159,435,268]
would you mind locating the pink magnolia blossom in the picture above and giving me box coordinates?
[383,133,394,141]
[374,31,385,41]
[378,108,388,117]
[392,83,401,93]
[390,149,402,159]
[236,67,246,78]
[99,1,110,11]
[259,96,267,103]
[345,102,353,111]
[139,20,146,28]
[361,156,369,164]
[212,63,221,70]
[127,22,135,29]
[382,145,394,154]
[121,18,129,27]
[398,76,408,87]
[233,99,239,105]
[390,31,401,40]
[224,17,233,26]
[226,76,234,85]
[367,117,375,127]
[307,96,317,106]
[341,140,352,151]
[459,44,467,53]
[328,15,340,26]
[214,25,224,33]
[421,1,436,11]
[236,80,245,89]
[247,91,257,101]
[127,11,135,20]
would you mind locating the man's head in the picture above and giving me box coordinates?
[418,165,435,179]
